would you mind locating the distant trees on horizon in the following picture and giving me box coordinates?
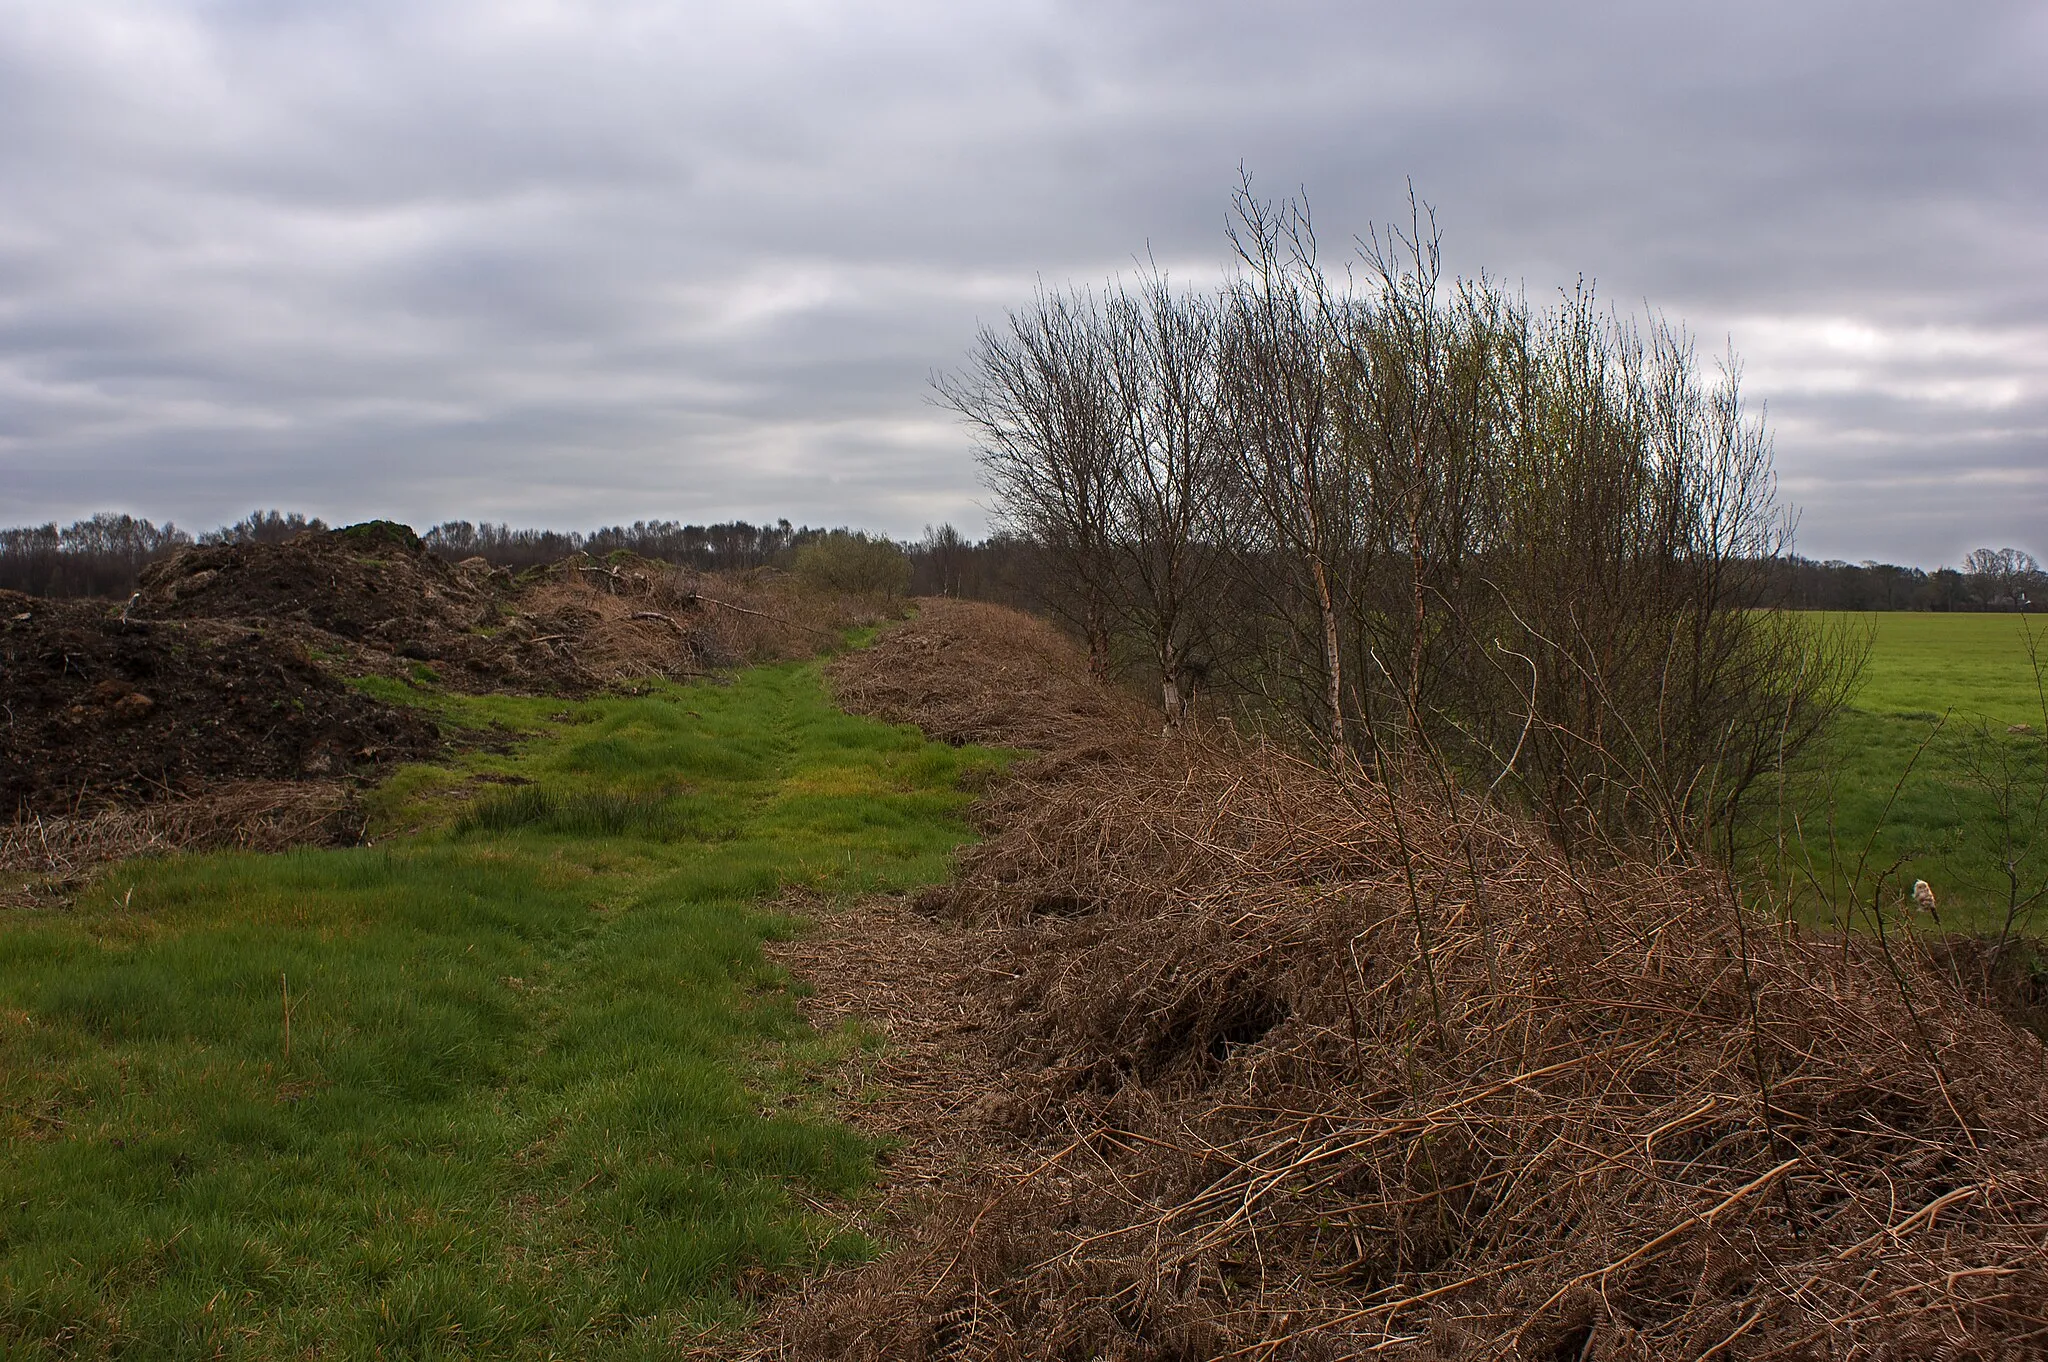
[0,506,2038,618]
[1767,549,2043,612]
[0,512,196,598]
[0,508,1034,601]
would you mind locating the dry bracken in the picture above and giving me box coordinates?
[762,599,2048,1362]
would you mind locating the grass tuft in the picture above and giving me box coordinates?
[454,787,704,839]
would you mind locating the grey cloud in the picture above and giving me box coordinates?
[1,0,2042,564]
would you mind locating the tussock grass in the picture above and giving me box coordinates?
[0,660,1011,1358]
[454,787,707,839]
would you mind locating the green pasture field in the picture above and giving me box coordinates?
[1846,611,2048,726]
[0,660,1011,1358]
[1762,611,2048,936]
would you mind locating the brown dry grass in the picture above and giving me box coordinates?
[512,559,900,688]
[748,599,2048,1361]
[760,892,1031,1243]
[827,596,1151,750]
[1,780,362,906]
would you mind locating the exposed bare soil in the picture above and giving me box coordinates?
[749,600,2048,1361]
[5,522,886,858]
[1,591,441,817]
[137,520,506,651]
[138,521,691,694]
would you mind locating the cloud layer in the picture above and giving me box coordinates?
[2,0,2042,563]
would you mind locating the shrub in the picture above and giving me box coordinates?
[793,531,911,599]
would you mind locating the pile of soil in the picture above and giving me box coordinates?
[1,591,442,817]
[134,520,576,691]
[138,520,504,647]
[6,523,895,832]
[767,601,2048,1361]
[137,526,875,694]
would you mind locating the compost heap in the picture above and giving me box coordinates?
[130,519,764,694]
[774,599,2048,1361]
[5,522,866,875]
[0,590,441,818]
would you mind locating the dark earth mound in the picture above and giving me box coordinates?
[133,523,709,693]
[2,590,442,816]
[6,522,865,832]
[138,519,508,652]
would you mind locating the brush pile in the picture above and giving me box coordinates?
[513,555,884,687]
[777,602,2048,1360]
[827,597,1150,749]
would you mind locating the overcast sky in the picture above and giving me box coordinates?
[1,0,2042,565]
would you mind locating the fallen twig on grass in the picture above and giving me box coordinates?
[691,593,840,638]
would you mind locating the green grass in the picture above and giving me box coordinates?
[1761,612,2048,935]
[0,661,1013,1358]
[1841,611,2048,726]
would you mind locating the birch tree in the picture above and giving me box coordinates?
[1219,185,1359,762]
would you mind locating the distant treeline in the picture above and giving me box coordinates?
[0,508,2037,617]
[0,508,1049,605]
[419,518,1041,607]
[1758,549,2043,612]
[0,511,321,598]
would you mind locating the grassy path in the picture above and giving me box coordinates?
[0,661,1008,1358]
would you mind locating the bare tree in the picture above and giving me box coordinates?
[916,523,970,597]
[1964,547,2044,611]
[0,513,192,596]
[201,510,327,546]
[1218,183,1359,762]
[1335,204,1505,753]
[1469,292,1859,853]
[957,180,1861,856]
[937,286,1124,678]
[1104,269,1228,728]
